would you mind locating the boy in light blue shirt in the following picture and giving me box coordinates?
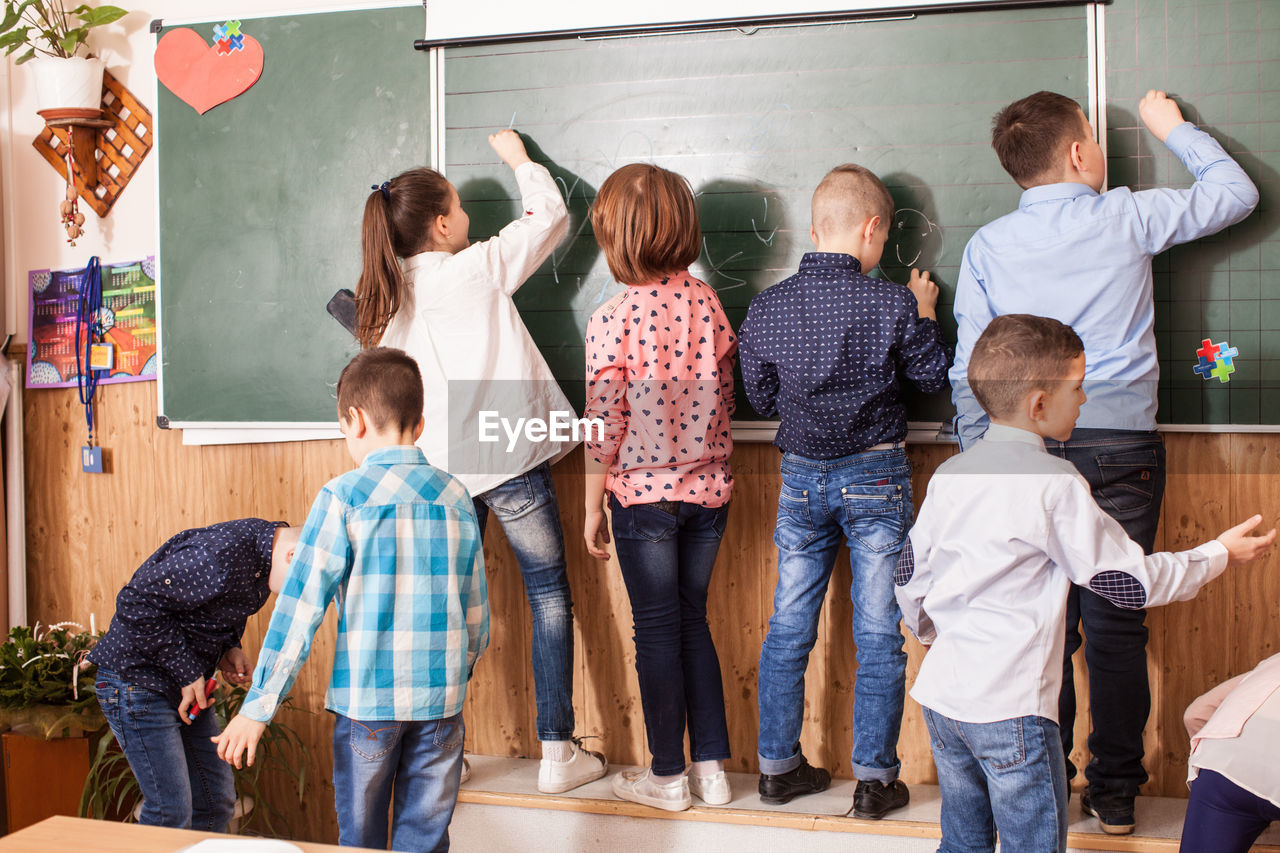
[949,89,1258,834]
[214,347,487,853]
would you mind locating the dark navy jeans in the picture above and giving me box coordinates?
[94,668,236,831]
[474,461,575,742]
[609,495,732,777]
[1180,769,1280,853]
[757,447,911,781]
[1042,429,1165,802]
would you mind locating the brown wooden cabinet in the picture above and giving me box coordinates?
[0,733,90,835]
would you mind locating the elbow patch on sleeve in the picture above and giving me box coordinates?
[894,541,915,586]
[1088,570,1148,609]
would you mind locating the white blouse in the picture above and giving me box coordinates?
[379,161,573,498]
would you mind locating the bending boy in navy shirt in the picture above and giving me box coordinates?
[739,164,950,818]
[89,518,299,831]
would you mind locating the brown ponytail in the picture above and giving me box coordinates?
[355,168,454,348]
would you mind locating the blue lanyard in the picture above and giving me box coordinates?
[74,256,103,445]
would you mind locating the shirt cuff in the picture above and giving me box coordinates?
[1163,121,1197,158]
[1193,538,1229,571]
[238,689,280,724]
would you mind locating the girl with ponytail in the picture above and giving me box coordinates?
[355,130,608,795]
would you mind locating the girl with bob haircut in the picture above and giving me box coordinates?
[355,129,608,796]
[584,163,738,811]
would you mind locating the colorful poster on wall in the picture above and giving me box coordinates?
[27,257,158,388]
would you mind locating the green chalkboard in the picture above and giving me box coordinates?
[446,5,1088,422]
[157,4,1092,425]
[156,6,429,424]
[1105,0,1280,426]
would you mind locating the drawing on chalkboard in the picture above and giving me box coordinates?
[880,207,943,284]
[1194,338,1238,384]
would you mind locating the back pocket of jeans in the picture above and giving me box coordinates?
[482,473,535,515]
[1095,448,1160,516]
[977,717,1026,771]
[628,503,681,543]
[843,489,906,553]
[433,717,463,750]
[774,485,816,550]
[350,720,404,761]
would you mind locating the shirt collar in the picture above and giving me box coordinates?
[402,251,450,273]
[1019,182,1098,208]
[361,445,429,467]
[256,521,286,566]
[798,252,862,274]
[982,423,1048,451]
[632,269,692,289]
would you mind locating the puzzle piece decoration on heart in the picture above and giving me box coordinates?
[155,24,263,115]
[213,20,244,55]
[1193,338,1239,384]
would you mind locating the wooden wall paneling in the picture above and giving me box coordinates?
[464,511,536,757]
[710,444,772,774]
[1147,433,1235,796]
[1228,434,1280,672]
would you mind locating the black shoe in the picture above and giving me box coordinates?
[1080,788,1135,835]
[852,779,910,819]
[758,757,832,805]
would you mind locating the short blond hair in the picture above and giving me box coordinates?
[591,163,702,285]
[811,164,894,242]
[968,314,1084,419]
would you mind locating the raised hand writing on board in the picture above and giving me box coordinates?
[1138,90,1186,143]
[907,269,938,321]
[1216,514,1277,566]
[489,129,532,170]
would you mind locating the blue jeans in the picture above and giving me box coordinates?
[332,712,464,853]
[1181,768,1280,853]
[757,448,911,781]
[1043,429,1165,800]
[923,709,1068,853]
[94,668,236,831]
[609,496,732,776]
[473,461,575,741]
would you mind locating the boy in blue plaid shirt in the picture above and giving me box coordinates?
[215,347,488,853]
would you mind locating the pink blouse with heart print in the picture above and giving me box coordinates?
[584,271,736,508]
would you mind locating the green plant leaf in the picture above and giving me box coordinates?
[57,27,80,54]
[75,4,124,27]
[0,26,29,48]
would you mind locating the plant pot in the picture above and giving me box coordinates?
[28,56,105,112]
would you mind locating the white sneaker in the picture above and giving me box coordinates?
[460,756,472,785]
[689,770,731,805]
[611,768,691,811]
[538,741,608,794]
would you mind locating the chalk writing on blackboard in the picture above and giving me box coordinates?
[881,207,943,284]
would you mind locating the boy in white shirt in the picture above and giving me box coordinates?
[895,314,1274,853]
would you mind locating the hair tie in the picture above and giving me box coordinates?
[370,181,390,200]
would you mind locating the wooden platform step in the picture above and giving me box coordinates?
[452,756,1280,853]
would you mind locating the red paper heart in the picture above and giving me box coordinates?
[155,28,264,115]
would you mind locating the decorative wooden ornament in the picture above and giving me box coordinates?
[32,71,154,218]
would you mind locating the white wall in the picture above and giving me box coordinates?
[0,0,414,343]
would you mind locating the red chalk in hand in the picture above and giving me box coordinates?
[187,676,219,721]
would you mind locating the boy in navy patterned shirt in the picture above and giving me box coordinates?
[89,517,299,831]
[215,347,487,853]
[738,164,950,818]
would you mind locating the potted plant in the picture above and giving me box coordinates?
[0,0,128,112]
[0,622,103,738]
[0,622,105,832]
[80,684,311,837]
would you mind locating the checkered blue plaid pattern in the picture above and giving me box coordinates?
[240,446,487,723]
